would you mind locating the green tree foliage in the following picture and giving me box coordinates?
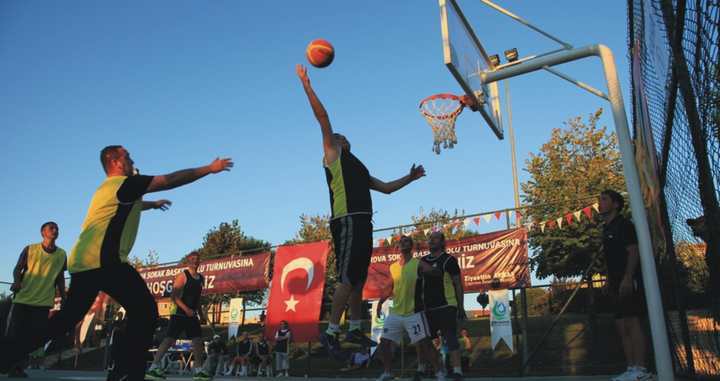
[375,208,474,247]
[675,242,710,294]
[522,109,626,279]
[128,249,160,268]
[198,220,270,306]
[514,288,551,316]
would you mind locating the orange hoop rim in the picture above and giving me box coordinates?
[418,93,466,120]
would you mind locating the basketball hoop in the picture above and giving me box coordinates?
[419,93,468,154]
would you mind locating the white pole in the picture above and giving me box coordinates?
[596,45,674,381]
[505,80,521,210]
[483,44,674,381]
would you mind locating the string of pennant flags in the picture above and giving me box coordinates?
[373,202,601,247]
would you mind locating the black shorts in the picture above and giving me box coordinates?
[330,214,373,287]
[609,276,647,319]
[4,303,50,339]
[166,314,201,339]
[425,306,460,351]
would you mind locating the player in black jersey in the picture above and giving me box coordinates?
[146,252,210,381]
[296,64,426,360]
[419,232,466,381]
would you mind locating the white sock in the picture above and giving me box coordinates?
[326,323,341,335]
[242,365,248,375]
[453,366,462,375]
[418,364,426,372]
[349,320,362,331]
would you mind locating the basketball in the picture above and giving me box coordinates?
[306,39,335,68]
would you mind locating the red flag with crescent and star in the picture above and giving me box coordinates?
[265,241,330,343]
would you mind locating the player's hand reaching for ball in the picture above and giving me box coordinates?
[409,164,426,181]
[296,64,310,87]
[209,157,233,174]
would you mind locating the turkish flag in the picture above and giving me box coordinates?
[265,241,330,343]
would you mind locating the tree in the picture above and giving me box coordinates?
[128,249,160,268]
[675,241,710,294]
[198,220,270,306]
[522,109,626,279]
[377,208,474,246]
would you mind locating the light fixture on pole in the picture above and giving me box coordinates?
[504,48,519,62]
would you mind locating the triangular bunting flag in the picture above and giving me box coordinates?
[565,213,573,224]
[377,239,385,247]
[494,211,503,220]
[483,214,493,223]
[540,222,546,232]
[424,228,431,235]
[592,203,600,212]
[463,218,472,228]
[473,217,481,226]
[574,210,583,221]
[556,217,563,229]
[547,220,556,228]
[515,210,523,222]
[386,236,393,244]
[525,222,534,230]
[583,207,593,219]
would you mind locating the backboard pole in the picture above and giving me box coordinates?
[483,44,675,381]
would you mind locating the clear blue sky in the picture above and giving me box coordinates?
[1,1,630,290]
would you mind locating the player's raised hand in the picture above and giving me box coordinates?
[296,64,310,86]
[153,199,172,211]
[409,164,426,181]
[209,157,233,173]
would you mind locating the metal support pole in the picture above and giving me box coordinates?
[505,80,521,211]
[483,44,674,381]
[505,78,529,373]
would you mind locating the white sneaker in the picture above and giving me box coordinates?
[376,372,393,381]
[611,367,637,381]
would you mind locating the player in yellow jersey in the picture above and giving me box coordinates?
[6,222,66,378]
[375,236,445,381]
[1,146,232,381]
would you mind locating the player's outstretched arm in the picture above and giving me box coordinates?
[296,64,339,164]
[142,199,172,211]
[369,164,426,194]
[146,158,233,193]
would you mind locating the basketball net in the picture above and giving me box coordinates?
[419,94,466,154]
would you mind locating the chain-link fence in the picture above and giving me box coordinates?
[629,0,719,378]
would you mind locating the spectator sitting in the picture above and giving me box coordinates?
[255,336,272,377]
[233,332,254,376]
[204,334,226,376]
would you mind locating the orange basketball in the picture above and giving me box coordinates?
[306,39,335,68]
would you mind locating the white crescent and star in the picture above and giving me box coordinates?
[280,257,314,312]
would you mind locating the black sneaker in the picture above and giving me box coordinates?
[448,372,463,381]
[412,371,425,381]
[345,329,377,347]
[320,331,347,361]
